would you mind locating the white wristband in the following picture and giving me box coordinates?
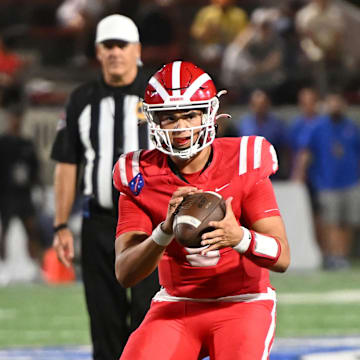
[151,222,174,247]
[233,226,252,254]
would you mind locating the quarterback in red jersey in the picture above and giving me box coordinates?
[113,61,290,360]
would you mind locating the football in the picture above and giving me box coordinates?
[173,191,226,248]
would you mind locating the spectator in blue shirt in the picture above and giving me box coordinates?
[288,88,324,250]
[288,88,321,155]
[293,93,360,270]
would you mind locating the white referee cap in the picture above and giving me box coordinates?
[95,14,139,44]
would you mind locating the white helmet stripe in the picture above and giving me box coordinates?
[172,61,182,96]
[184,73,211,100]
[149,76,169,102]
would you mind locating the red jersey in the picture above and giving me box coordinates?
[113,136,281,299]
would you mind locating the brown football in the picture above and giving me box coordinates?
[173,191,226,248]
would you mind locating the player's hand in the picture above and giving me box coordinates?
[200,197,244,255]
[162,186,202,234]
[53,228,75,268]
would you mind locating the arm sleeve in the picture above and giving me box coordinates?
[50,92,82,163]
[242,177,281,227]
[116,193,153,238]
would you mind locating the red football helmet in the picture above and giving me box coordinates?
[143,61,225,159]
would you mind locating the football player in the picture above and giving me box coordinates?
[113,61,290,360]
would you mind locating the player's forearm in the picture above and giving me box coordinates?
[115,233,165,288]
[251,232,290,273]
[268,240,290,272]
[237,217,290,273]
[54,162,77,226]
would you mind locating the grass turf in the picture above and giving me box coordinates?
[0,283,90,347]
[0,264,359,347]
[271,263,360,337]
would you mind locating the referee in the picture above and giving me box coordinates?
[50,14,159,360]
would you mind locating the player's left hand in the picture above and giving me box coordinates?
[200,197,243,255]
[162,186,202,234]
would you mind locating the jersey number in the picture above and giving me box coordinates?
[185,247,221,267]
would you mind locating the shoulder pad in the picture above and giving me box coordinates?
[113,150,144,194]
[238,136,278,178]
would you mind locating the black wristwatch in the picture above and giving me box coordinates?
[53,223,68,233]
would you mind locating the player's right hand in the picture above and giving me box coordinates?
[53,228,74,268]
[162,186,202,234]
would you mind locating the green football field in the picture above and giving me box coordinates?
[0,264,359,348]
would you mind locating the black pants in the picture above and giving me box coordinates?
[81,207,159,360]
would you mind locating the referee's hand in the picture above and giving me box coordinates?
[53,228,75,268]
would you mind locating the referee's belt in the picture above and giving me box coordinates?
[87,198,116,217]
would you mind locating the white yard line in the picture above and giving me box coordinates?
[302,349,360,360]
[278,289,360,304]
[274,336,360,348]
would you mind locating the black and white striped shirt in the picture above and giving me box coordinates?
[51,69,150,209]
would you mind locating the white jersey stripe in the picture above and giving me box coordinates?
[119,154,128,187]
[149,77,169,102]
[78,104,95,196]
[254,136,264,169]
[132,150,142,177]
[153,286,277,303]
[239,136,249,175]
[172,61,181,97]
[184,73,211,100]
[123,95,140,153]
[97,97,115,208]
[261,299,277,360]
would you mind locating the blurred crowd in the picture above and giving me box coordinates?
[1,0,360,105]
[0,0,360,280]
